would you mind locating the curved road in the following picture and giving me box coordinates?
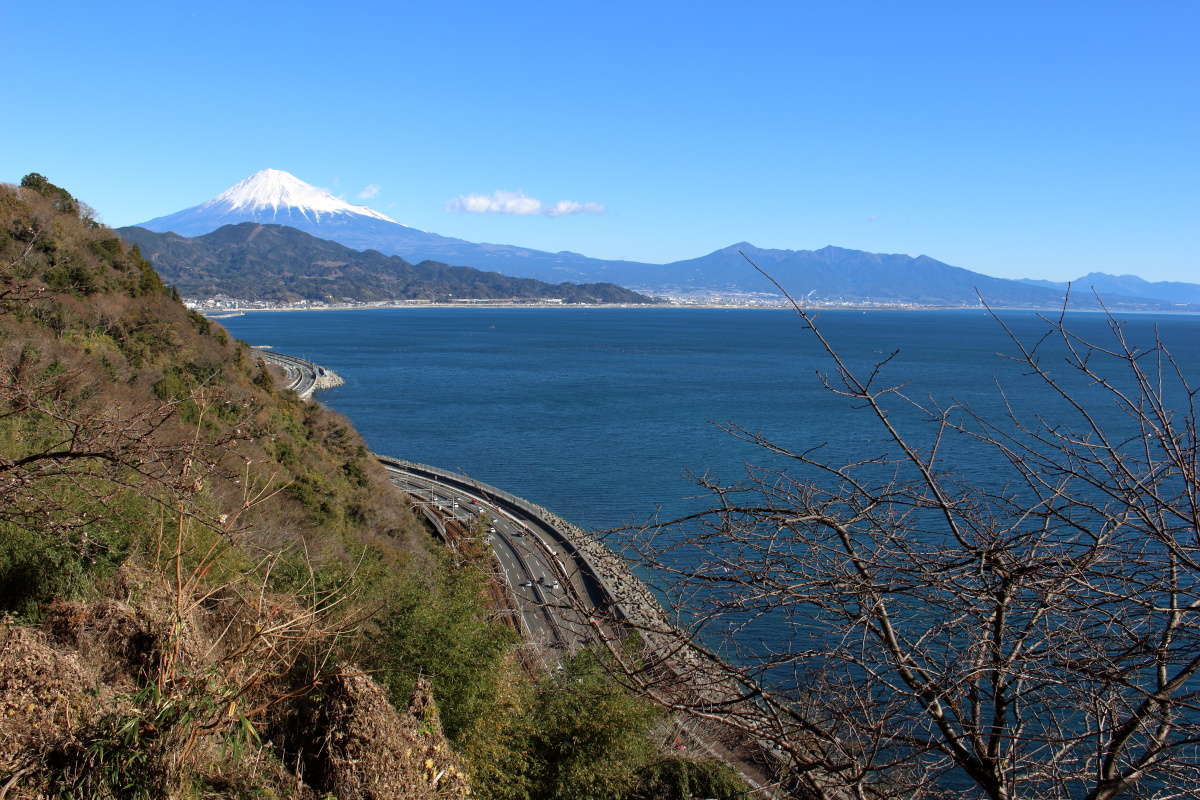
[383,463,604,660]
[249,348,596,654]
[254,348,334,399]
[381,460,779,795]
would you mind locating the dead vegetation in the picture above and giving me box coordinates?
[0,555,471,800]
[585,260,1200,799]
[291,669,472,799]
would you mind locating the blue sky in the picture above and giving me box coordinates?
[2,1,1196,281]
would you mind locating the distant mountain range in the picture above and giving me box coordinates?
[134,169,1199,309]
[1019,274,1200,306]
[117,223,656,305]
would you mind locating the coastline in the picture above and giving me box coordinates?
[197,300,1200,315]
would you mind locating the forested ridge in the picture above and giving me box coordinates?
[118,222,659,305]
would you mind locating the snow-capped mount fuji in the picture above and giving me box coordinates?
[205,168,396,223]
[137,168,404,234]
[134,168,652,281]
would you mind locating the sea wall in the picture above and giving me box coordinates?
[376,458,674,637]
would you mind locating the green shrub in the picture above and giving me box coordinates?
[368,554,518,744]
[0,488,151,617]
[43,260,101,294]
[631,757,749,800]
[519,648,663,800]
[21,172,80,216]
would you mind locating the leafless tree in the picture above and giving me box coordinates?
[588,268,1200,799]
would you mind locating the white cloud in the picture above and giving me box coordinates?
[546,200,606,217]
[449,190,606,217]
[449,190,542,215]
[358,183,381,199]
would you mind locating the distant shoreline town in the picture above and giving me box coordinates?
[186,295,1200,316]
[184,293,971,313]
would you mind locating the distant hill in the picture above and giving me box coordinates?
[656,243,1052,303]
[1020,273,1200,307]
[644,244,1191,309]
[116,223,658,304]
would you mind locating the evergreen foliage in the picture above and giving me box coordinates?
[368,553,519,744]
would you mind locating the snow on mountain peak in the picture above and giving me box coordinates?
[203,168,396,223]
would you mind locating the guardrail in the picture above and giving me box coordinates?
[376,457,672,634]
[378,458,608,603]
[252,348,343,399]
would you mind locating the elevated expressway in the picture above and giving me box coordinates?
[253,347,342,399]
[380,460,606,656]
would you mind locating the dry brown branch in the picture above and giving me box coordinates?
[577,260,1200,799]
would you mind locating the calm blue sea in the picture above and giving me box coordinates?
[218,308,1200,535]
[223,306,1199,790]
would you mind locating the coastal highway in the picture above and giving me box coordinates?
[381,459,781,795]
[254,348,314,396]
[253,348,342,399]
[381,460,605,658]
[248,346,602,651]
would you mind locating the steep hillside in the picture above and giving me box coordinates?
[0,175,745,800]
[0,174,479,798]
[0,176,433,610]
[118,222,659,304]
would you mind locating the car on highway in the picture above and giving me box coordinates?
[521,580,533,587]
[488,526,497,534]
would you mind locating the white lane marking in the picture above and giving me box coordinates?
[388,470,569,645]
